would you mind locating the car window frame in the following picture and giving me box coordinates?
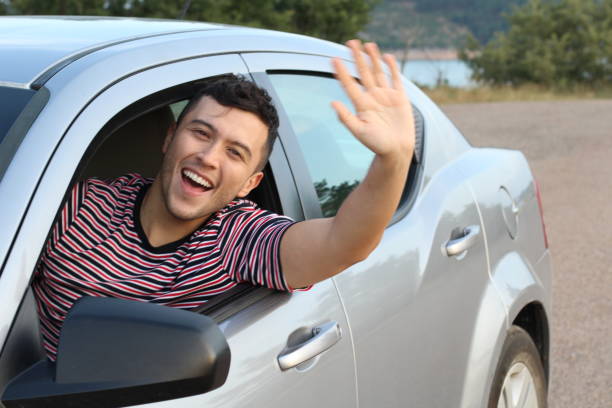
[250,71,324,220]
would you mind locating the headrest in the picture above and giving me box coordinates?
[81,106,175,180]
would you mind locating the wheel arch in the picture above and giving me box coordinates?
[511,301,550,382]
[460,296,551,408]
[491,251,551,383]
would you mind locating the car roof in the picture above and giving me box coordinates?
[2,16,317,88]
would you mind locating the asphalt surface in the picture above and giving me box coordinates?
[442,100,612,408]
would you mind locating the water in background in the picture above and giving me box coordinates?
[403,59,474,88]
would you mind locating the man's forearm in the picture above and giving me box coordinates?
[281,151,412,289]
[330,151,412,264]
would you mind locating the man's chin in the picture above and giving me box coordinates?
[169,208,211,223]
[165,191,232,223]
[163,199,210,222]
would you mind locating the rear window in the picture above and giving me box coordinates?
[0,86,35,145]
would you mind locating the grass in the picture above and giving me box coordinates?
[421,83,612,105]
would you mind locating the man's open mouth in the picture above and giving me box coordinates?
[181,169,213,192]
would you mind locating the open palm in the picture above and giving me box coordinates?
[332,40,415,159]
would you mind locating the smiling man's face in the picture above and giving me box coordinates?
[158,96,267,222]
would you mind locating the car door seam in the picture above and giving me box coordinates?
[331,276,360,408]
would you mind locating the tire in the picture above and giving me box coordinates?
[488,326,548,408]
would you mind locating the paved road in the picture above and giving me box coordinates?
[442,100,612,408]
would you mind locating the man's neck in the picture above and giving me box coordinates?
[139,180,207,247]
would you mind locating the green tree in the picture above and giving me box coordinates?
[4,0,378,43]
[124,0,183,19]
[278,0,377,43]
[9,0,105,14]
[314,179,359,217]
[461,0,612,87]
[182,0,294,33]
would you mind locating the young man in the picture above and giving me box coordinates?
[32,40,415,360]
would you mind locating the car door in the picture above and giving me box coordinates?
[244,52,496,407]
[0,53,357,408]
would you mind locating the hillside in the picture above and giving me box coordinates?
[363,0,527,51]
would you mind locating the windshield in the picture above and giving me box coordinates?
[0,86,35,145]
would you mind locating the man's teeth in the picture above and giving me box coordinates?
[183,170,212,188]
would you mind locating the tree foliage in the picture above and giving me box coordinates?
[460,0,612,87]
[1,0,378,43]
[314,179,359,217]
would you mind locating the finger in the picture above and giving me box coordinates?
[346,39,376,90]
[364,42,389,88]
[331,100,363,136]
[383,53,405,92]
[332,58,367,108]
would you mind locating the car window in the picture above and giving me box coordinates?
[269,74,374,217]
[170,100,187,119]
[0,86,40,183]
[0,86,35,145]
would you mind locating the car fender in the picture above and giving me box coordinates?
[491,251,551,322]
[457,247,551,408]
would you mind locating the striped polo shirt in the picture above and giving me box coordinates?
[32,174,296,360]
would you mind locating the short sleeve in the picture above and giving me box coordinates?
[220,204,296,291]
[40,175,144,261]
[47,179,89,247]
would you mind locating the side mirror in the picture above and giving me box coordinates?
[2,297,230,407]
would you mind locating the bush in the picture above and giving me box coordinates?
[460,0,612,88]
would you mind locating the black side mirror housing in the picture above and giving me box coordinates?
[2,297,231,407]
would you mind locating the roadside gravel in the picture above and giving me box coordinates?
[442,100,612,408]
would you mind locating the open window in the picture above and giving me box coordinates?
[0,75,290,404]
[73,79,289,318]
[50,76,291,324]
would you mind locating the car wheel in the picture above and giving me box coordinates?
[488,326,548,408]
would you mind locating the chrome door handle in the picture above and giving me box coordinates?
[444,225,481,256]
[277,321,342,370]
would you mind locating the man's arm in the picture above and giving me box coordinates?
[280,40,416,289]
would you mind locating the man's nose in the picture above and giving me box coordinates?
[196,142,223,169]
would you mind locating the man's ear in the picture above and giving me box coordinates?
[237,171,264,198]
[162,122,177,154]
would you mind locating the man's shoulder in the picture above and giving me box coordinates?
[79,173,152,208]
[220,199,271,218]
[215,199,294,227]
[84,173,151,195]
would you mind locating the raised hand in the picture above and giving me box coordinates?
[332,40,415,160]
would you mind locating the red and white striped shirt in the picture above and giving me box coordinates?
[32,174,296,360]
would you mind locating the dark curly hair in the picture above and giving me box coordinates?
[176,74,280,170]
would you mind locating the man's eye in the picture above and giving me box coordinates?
[228,148,242,159]
[193,129,209,138]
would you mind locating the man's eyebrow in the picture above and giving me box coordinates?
[229,140,253,160]
[188,119,217,134]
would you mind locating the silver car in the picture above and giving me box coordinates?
[0,16,551,408]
